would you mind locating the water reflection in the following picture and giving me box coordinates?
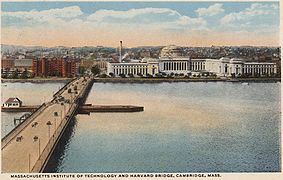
[43,117,78,173]
[55,82,280,172]
[1,82,281,172]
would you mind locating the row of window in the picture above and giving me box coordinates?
[113,65,147,68]
[243,64,275,68]
[163,62,188,71]
[113,67,148,75]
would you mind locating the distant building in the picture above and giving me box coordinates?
[1,58,15,69]
[3,98,22,108]
[205,58,277,77]
[107,44,277,77]
[32,57,78,77]
[14,59,33,71]
[107,62,159,76]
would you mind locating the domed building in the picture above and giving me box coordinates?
[158,45,191,74]
[160,45,183,58]
[106,42,277,77]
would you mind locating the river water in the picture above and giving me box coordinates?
[1,81,281,172]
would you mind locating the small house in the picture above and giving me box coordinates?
[2,97,23,107]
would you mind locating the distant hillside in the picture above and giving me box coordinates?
[1,44,48,53]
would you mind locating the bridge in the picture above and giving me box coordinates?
[2,76,95,173]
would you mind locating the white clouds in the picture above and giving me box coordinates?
[87,8,180,22]
[3,6,207,30]
[221,3,278,25]
[1,3,279,47]
[195,3,224,17]
[2,6,83,25]
[87,7,207,30]
[176,16,207,28]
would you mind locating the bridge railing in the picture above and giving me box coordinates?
[1,102,49,149]
[31,78,93,172]
[31,101,79,172]
[52,78,77,101]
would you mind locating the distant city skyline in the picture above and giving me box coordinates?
[1,1,280,47]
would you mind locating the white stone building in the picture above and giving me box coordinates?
[107,62,157,76]
[107,45,277,77]
[205,58,277,77]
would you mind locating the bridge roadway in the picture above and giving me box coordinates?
[2,76,93,173]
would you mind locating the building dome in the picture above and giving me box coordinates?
[160,45,183,58]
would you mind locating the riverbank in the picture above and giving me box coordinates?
[1,77,280,83]
[1,77,73,83]
[93,77,281,83]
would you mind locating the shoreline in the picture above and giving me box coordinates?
[93,77,281,83]
[1,78,73,83]
[1,77,280,83]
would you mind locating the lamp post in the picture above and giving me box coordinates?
[28,153,31,173]
[33,136,40,158]
[46,121,52,139]
[61,102,66,117]
[54,112,58,131]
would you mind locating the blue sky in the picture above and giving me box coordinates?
[1,2,267,17]
[1,1,280,47]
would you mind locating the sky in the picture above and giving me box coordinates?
[1,1,280,47]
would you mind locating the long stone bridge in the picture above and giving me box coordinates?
[2,76,95,173]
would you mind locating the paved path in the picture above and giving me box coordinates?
[2,77,91,173]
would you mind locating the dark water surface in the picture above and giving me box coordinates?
[1,82,281,172]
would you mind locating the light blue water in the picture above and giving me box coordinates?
[1,82,65,138]
[1,82,281,172]
[49,82,281,172]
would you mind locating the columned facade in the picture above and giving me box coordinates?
[159,57,190,74]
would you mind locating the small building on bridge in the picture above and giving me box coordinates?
[2,97,23,107]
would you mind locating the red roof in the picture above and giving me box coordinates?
[5,98,22,104]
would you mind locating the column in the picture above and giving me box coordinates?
[186,62,188,71]
[166,62,168,71]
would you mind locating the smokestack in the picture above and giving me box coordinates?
[119,41,122,63]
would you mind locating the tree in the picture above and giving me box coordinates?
[119,74,126,78]
[109,72,114,77]
[137,73,143,78]
[99,74,108,78]
[20,69,28,79]
[146,73,153,78]
[11,70,19,79]
[91,65,101,75]
[78,66,86,75]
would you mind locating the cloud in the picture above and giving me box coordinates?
[1,4,279,47]
[195,3,224,17]
[220,3,278,25]
[87,7,207,29]
[2,6,83,26]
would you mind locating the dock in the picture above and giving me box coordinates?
[1,76,144,173]
[79,104,144,113]
[1,105,40,112]
[2,77,94,173]
[2,104,144,113]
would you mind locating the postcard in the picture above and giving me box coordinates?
[0,0,282,180]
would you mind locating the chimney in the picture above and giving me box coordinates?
[119,41,122,63]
